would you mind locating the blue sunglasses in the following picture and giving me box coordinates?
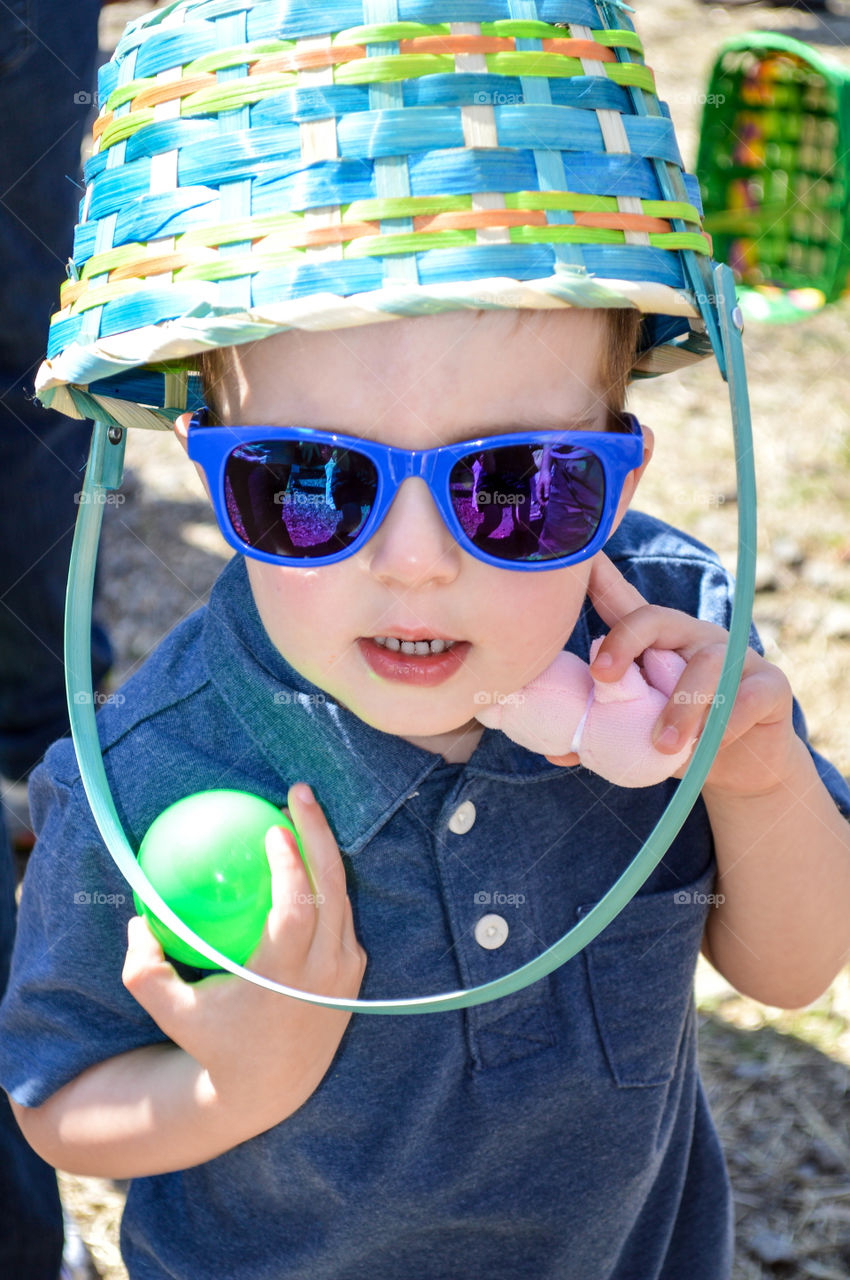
[187,410,644,572]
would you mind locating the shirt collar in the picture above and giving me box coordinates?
[202,557,591,855]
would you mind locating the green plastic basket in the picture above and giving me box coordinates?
[696,31,850,323]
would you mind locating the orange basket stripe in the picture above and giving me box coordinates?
[400,36,514,55]
[107,253,205,282]
[131,72,218,111]
[573,211,672,233]
[413,208,547,232]
[252,44,366,75]
[92,112,114,142]
[540,38,616,61]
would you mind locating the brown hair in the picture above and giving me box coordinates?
[195,307,643,424]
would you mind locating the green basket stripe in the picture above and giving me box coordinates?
[346,194,473,218]
[336,53,456,83]
[96,109,155,151]
[79,244,147,280]
[648,230,710,253]
[505,191,618,212]
[104,75,158,113]
[70,279,148,314]
[484,51,582,78]
[641,199,702,222]
[180,72,299,116]
[185,39,293,75]
[591,28,643,54]
[606,62,655,92]
[344,228,476,254]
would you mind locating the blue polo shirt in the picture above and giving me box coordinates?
[1,511,848,1280]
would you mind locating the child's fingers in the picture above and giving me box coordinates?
[285,784,349,941]
[586,552,649,630]
[249,823,321,974]
[591,605,729,682]
[122,915,198,1036]
[653,648,782,753]
[651,642,730,751]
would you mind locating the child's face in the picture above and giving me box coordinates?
[176,309,651,762]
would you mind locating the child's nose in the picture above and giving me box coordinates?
[363,477,462,586]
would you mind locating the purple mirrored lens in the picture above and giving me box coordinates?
[223,442,377,558]
[450,443,606,562]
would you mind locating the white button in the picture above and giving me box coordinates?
[448,800,476,834]
[474,914,509,949]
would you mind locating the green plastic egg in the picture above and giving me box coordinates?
[134,790,303,969]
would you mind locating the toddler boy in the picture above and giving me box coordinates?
[2,3,850,1278]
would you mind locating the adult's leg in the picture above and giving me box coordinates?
[0,810,64,1277]
[0,0,111,784]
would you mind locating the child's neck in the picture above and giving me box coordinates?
[401,721,484,764]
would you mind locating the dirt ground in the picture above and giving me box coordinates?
[53,1,850,1277]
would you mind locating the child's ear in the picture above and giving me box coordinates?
[610,423,654,532]
[173,411,214,502]
[173,411,192,453]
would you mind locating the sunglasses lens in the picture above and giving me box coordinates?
[223,441,377,558]
[450,443,606,563]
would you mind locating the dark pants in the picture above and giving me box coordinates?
[0,0,112,785]
[0,815,64,1276]
[0,2,106,1274]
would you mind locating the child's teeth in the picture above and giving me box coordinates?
[372,636,455,655]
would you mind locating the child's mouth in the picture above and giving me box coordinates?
[358,636,470,686]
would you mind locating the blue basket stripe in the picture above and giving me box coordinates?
[215,11,254,310]
[124,117,219,164]
[252,156,378,208]
[502,3,584,268]
[247,75,633,129]
[364,0,419,286]
[134,26,218,78]
[243,0,607,41]
[251,255,385,305]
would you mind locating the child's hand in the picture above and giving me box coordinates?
[545,553,802,799]
[122,783,367,1130]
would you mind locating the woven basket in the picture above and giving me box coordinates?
[36,0,723,431]
[697,31,850,322]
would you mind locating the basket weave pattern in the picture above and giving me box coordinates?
[39,0,718,430]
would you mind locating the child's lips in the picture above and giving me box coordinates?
[358,637,471,686]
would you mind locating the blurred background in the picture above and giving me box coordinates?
[16,0,850,1275]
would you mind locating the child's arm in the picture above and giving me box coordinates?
[546,553,850,1010]
[11,783,367,1178]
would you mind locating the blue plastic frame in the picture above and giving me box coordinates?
[187,411,644,571]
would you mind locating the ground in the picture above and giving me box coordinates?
[52,0,850,1275]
